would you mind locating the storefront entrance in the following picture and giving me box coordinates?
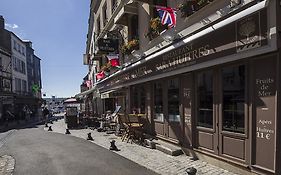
[153,78,183,142]
[194,64,249,163]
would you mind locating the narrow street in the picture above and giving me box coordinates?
[0,124,157,175]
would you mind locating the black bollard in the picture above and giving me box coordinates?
[48,126,52,131]
[109,140,120,151]
[45,123,48,127]
[87,133,93,140]
[65,129,71,134]
[185,167,197,175]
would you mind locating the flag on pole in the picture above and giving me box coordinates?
[85,80,92,88]
[96,71,105,80]
[106,54,120,67]
[156,6,177,28]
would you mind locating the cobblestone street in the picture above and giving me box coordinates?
[45,119,239,175]
[0,155,15,175]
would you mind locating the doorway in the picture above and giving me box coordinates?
[194,64,249,162]
[153,77,183,142]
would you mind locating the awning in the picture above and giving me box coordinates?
[97,0,270,92]
[75,86,96,99]
[114,1,138,26]
[100,89,125,99]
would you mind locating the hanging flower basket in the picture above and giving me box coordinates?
[121,39,139,55]
[178,0,214,18]
[145,18,168,40]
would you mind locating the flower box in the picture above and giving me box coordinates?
[121,39,139,55]
[145,18,168,40]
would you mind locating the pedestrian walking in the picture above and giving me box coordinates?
[43,107,49,123]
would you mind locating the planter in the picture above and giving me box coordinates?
[121,39,139,55]
[145,18,168,41]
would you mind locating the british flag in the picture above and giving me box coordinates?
[156,6,177,28]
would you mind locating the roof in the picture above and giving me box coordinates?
[63,98,78,103]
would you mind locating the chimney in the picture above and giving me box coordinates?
[0,16,4,29]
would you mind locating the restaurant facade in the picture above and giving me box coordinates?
[83,0,281,174]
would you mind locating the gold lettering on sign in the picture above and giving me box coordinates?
[156,45,210,71]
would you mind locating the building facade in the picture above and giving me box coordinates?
[0,16,13,123]
[0,16,43,121]
[83,0,281,174]
[24,41,42,118]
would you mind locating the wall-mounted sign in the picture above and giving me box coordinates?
[2,78,11,92]
[83,54,90,65]
[254,56,276,171]
[97,38,119,53]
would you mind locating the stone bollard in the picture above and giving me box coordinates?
[87,133,93,141]
[109,140,120,151]
[185,167,197,175]
[65,129,71,134]
[48,126,52,131]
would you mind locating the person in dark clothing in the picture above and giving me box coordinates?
[43,107,49,123]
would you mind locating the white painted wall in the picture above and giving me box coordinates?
[11,34,28,94]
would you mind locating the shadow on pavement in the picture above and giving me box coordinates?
[0,119,44,133]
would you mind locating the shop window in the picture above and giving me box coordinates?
[197,70,213,128]
[222,65,245,133]
[131,85,145,114]
[104,98,115,112]
[154,82,164,122]
[168,78,180,122]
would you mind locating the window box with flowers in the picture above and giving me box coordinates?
[121,39,139,55]
[178,0,214,18]
[100,62,112,76]
[145,17,168,40]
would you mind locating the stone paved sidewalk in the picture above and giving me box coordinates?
[0,155,15,175]
[45,119,240,175]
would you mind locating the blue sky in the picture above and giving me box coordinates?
[0,0,89,98]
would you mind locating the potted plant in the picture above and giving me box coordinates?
[145,18,168,40]
[101,62,111,75]
[121,39,139,55]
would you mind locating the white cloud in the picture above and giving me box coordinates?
[5,23,19,29]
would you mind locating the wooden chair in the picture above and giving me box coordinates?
[126,114,145,144]
[118,114,130,142]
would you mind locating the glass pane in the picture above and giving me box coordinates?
[131,85,146,114]
[140,86,146,114]
[197,70,213,128]
[154,82,163,121]
[222,65,245,133]
[168,78,180,122]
